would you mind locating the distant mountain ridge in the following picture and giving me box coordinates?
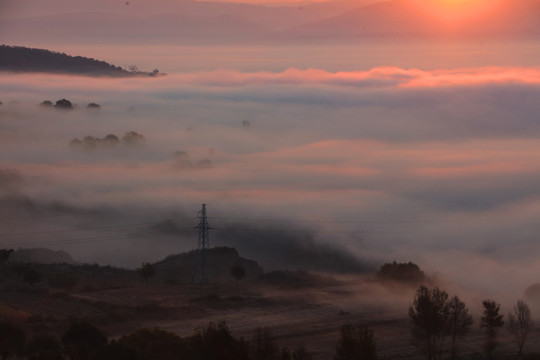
[278,0,540,41]
[0,45,155,76]
[2,0,539,45]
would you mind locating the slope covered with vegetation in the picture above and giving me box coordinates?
[0,45,156,76]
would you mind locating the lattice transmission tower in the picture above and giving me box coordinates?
[194,204,212,284]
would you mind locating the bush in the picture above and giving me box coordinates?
[0,320,26,360]
[62,321,108,360]
[119,328,184,360]
[185,321,250,360]
[26,334,63,360]
[378,261,425,285]
[334,324,376,360]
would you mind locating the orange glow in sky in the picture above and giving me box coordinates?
[410,0,503,24]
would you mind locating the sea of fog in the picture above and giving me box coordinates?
[30,41,540,72]
[2,42,540,306]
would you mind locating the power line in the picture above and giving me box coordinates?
[0,231,164,249]
[0,221,160,237]
[212,227,416,235]
[0,204,196,221]
[208,216,474,224]
[0,214,472,242]
[0,204,495,251]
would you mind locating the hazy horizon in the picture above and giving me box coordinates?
[3,0,540,306]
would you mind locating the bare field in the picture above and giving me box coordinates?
[2,274,539,359]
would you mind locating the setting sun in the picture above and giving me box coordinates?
[438,0,479,4]
[408,0,504,27]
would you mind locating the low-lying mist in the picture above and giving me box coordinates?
[2,67,540,306]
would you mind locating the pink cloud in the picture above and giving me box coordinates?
[3,66,540,93]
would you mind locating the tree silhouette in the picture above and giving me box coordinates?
[281,346,313,360]
[378,261,425,285]
[0,321,26,360]
[0,249,13,264]
[408,286,449,360]
[69,138,83,150]
[507,299,533,357]
[102,134,119,148]
[447,295,473,360]
[26,334,64,360]
[119,328,184,360]
[62,321,108,360]
[291,346,313,360]
[122,131,146,147]
[137,262,155,283]
[54,99,73,110]
[334,324,376,360]
[231,265,246,285]
[251,327,279,360]
[82,136,99,150]
[186,321,249,360]
[480,300,504,360]
[93,340,138,360]
[23,268,41,287]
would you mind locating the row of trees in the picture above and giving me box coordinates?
[69,131,146,151]
[0,320,320,360]
[409,286,533,360]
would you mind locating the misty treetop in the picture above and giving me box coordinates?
[39,100,53,107]
[173,150,213,169]
[69,131,146,151]
[54,98,73,110]
[39,98,101,110]
[0,169,23,189]
[0,45,159,77]
[378,261,425,285]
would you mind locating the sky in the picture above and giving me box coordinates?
[2,0,540,306]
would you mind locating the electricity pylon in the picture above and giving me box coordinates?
[194,204,212,284]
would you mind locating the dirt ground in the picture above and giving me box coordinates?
[1,274,540,359]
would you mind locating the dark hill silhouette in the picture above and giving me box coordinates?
[153,247,263,285]
[0,45,154,76]
[8,248,76,265]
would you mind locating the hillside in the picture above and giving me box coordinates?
[0,45,155,76]
[8,248,76,265]
[154,246,264,284]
